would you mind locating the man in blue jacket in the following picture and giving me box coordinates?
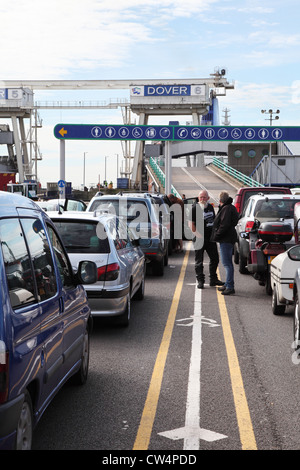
[211,191,239,295]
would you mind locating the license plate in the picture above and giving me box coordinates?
[268,255,276,264]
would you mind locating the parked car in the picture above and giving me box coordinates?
[235,194,300,273]
[233,187,292,264]
[87,194,168,275]
[293,263,300,353]
[36,197,87,212]
[0,192,97,450]
[270,202,300,314]
[233,186,291,216]
[47,211,146,326]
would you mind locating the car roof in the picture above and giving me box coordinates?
[248,194,300,201]
[46,210,118,224]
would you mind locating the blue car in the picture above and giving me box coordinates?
[0,191,97,449]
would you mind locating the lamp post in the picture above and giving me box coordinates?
[83,152,88,188]
[105,156,109,182]
[261,109,280,186]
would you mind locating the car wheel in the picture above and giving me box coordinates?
[71,326,90,385]
[233,243,239,264]
[15,391,33,450]
[294,294,300,351]
[153,257,164,276]
[118,294,131,327]
[265,270,272,296]
[239,253,248,274]
[271,286,285,315]
[164,246,169,266]
[133,275,145,300]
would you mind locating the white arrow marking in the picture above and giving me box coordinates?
[158,287,227,448]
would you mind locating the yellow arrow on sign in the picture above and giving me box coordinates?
[59,127,67,137]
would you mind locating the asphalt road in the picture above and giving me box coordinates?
[32,165,300,451]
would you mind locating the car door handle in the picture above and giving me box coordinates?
[59,297,64,313]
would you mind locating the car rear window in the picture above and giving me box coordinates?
[53,220,110,254]
[89,199,151,222]
[254,199,300,219]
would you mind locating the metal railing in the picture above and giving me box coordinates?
[149,158,180,197]
[211,157,264,188]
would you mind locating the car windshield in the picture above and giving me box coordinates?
[53,219,110,253]
[254,199,300,220]
[89,199,151,223]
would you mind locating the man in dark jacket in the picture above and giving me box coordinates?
[188,190,224,289]
[211,191,239,295]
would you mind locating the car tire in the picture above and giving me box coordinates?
[118,294,131,327]
[271,286,285,315]
[164,247,169,266]
[294,294,300,352]
[265,270,272,296]
[71,326,90,385]
[133,275,145,300]
[15,390,33,450]
[153,257,164,276]
[233,243,239,264]
[239,254,248,274]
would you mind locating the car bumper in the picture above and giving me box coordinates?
[0,393,24,449]
[86,285,129,316]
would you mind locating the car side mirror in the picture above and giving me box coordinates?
[76,260,98,284]
[240,232,249,239]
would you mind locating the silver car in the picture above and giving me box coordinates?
[47,211,146,326]
[235,194,300,273]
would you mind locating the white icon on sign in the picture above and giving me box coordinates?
[91,126,102,138]
[145,127,156,139]
[231,128,242,139]
[217,128,229,139]
[118,127,129,138]
[159,128,171,139]
[245,128,255,139]
[204,128,215,139]
[132,127,143,138]
[105,127,116,138]
[258,128,269,139]
[177,128,188,139]
[271,128,283,140]
[191,128,201,139]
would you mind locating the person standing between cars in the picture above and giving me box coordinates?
[211,191,239,295]
[188,189,224,289]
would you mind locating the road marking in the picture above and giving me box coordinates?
[159,286,227,449]
[133,245,191,450]
[216,276,257,450]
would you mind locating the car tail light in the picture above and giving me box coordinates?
[245,221,255,232]
[151,223,160,238]
[0,347,9,404]
[97,263,120,281]
[234,197,241,213]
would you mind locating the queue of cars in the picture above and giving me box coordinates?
[0,190,177,449]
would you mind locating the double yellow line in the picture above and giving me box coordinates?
[133,248,257,450]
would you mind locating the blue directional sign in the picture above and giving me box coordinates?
[54,124,173,141]
[174,125,300,141]
[54,124,300,142]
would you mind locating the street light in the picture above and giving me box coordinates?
[83,152,88,188]
[261,109,280,186]
[105,156,109,182]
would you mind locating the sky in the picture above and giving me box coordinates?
[0,0,299,189]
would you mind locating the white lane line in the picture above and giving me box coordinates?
[158,286,227,448]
